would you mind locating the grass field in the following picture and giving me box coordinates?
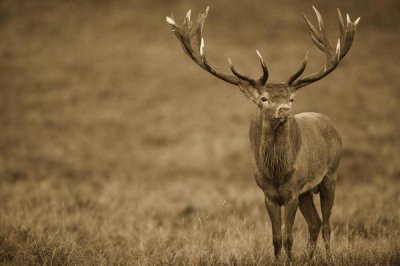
[1,0,399,265]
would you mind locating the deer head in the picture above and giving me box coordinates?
[166,6,360,124]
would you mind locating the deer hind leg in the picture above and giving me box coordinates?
[319,173,337,259]
[299,191,322,259]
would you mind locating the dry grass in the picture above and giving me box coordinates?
[0,0,399,265]
[1,177,399,265]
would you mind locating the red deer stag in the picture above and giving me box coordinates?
[166,6,359,261]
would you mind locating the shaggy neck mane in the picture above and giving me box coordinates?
[260,119,300,184]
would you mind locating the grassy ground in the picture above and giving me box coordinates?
[0,0,399,265]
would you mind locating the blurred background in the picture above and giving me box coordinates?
[0,0,399,264]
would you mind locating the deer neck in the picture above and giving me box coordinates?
[256,111,301,184]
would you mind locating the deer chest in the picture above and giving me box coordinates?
[254,167,297,205]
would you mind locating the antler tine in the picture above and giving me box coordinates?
[184,9,191,24]
[228,50,269,85]
[354,17,361,29]
[288,7,360,89]
[339,14,356,59]
[302,6,333,57]
[256,50,269,85]
[337,9,345,36]
[287,52,309,85]
[228,58,255,83]
[312,6,333,57]
[302,13,325,53]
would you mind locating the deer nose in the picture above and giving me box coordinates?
[276,104,291,118]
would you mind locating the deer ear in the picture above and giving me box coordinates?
[238,84,260,105]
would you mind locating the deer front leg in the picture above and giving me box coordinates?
[283,197,299,262]
[264,196,282,258]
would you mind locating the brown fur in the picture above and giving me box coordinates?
[259,119,301,185]
[251,110,342,261]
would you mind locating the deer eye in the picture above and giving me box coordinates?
[289,98,294,103]
[261,97,269,102]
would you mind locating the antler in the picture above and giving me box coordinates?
[166,7,269,88]
[288,6,360,90]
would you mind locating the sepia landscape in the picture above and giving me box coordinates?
[1,0,399,265]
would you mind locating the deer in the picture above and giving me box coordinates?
[166,6,360,262]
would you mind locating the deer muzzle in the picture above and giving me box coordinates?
[276,104,292,120]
